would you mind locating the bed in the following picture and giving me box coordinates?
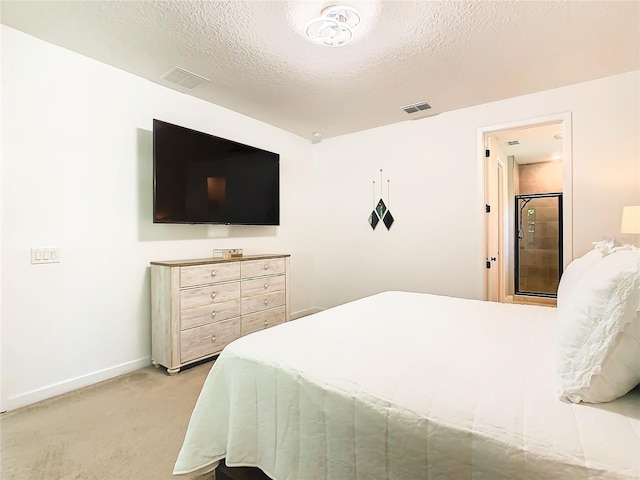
[174,249,640,479]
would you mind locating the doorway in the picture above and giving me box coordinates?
[480,113,573,303]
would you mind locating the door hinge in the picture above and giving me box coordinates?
[485,149,490,158]
[485,204,491,213]
[486,260,491,269]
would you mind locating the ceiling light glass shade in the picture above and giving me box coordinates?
[305,5,361,47]
[305,17,352,46]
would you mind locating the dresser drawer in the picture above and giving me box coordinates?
[242,290,285,315]
[241,258,285,279]
[181,299,240,330]
[180,317,241,363]
[241,274,285,298]
[241,306,286,336]
[180,281,240,310]
[180,262,240,288]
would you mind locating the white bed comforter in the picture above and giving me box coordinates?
[174,291,640,479]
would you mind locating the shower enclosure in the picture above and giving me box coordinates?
[515,193,563,297]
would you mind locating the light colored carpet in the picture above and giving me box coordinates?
[1,361,215,480]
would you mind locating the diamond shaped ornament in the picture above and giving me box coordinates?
[368,211,379,230]
[383,210,394,230]
[376,199,387,218]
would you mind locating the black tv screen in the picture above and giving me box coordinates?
[153,119,280,225]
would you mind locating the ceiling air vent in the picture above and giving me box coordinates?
[401,101,431,114]
[160,67,210,90]
[506,140,520,146]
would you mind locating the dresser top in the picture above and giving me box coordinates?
[150,253,289,267]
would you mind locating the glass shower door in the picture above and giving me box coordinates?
[515,193,563,297]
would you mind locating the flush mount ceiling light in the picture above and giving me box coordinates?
[305,5,361,47]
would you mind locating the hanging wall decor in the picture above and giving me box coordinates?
[368,169,394,231]
[368,179,379,230]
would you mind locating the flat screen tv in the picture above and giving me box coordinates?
[153,119,280,225]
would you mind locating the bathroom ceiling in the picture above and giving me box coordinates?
[498,123,564,165]
[2,1,638,141]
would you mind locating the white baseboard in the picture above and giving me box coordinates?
[5,357,151,412]
[291,307,322,320]
[4,309,323,412]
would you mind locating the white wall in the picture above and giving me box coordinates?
[310,70,639,309]
[0,26,315,411]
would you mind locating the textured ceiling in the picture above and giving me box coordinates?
[2,1,639,141]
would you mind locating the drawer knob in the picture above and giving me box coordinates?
[210,270,216,277]
[210,291,217,300]
[211,335,216,342]
[263,320,269,327]
[263,264,269,270]
[263,283,268,289]
[211,311,216,318]
[263,299,268,305]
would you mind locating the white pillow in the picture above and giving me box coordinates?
[555,248,640,403]
[557,242,635,310]
[592,238,616,255]
[556,248,604,308]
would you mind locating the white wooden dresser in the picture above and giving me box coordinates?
[150,254,290,374]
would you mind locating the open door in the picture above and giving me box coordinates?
[484,137,502,302]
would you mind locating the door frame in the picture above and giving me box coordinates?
[497,157,507,300]
[478,112,573,301]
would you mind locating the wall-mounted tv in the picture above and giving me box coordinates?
[153,119,280,225]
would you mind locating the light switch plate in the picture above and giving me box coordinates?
[31,248,60,264]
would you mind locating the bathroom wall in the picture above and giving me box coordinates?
[518,161,563,194]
